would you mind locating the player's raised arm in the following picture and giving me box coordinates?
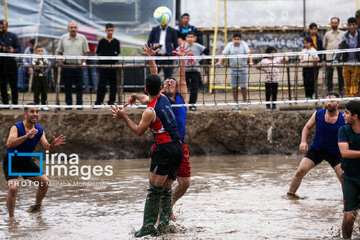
[142,44,159,75]
[173,43,190,100]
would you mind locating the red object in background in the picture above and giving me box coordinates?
[79,25,98,54]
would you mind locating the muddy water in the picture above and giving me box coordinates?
[0,155,348,239]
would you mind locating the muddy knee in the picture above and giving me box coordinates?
[295,168,307,178]
[180,179,190,190]
[344,212,356,224]
[41,179,50,190]
[8,184,19,196]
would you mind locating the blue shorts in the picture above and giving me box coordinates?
[230,68,248,88]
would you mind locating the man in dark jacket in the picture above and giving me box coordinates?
[177,13,203,45]
[0,20,21,105]
[337,17,360,97]
[147,23,178,80]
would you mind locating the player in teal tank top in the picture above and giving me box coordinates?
[3,105,65,218]
[338,100,360,238]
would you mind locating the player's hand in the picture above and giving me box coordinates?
[51,134,66,148]
[141,44,160,56]
[173,43,191,57]
[110,103,126,119]
[299,142,308,154]
[215,61,221,66]
[124,94,137,107]
[26,128,38,139]
[8,46,14,53]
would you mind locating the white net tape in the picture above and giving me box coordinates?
[0,48,359,109]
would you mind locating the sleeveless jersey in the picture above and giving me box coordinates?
[165,93,187,143]
[148,94,180,145]
[311,109,345,154]
[6,121,43,161]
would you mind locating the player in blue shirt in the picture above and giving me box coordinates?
[3,105,65,217]
[287,91,345,199]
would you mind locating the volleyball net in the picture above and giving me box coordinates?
[1,48,360,110]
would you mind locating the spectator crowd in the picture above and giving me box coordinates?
[2,11,360,110]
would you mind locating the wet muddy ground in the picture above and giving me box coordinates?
[0,155,352,239]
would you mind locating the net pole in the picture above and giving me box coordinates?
[55,66,61,108]
[209,0,221,93]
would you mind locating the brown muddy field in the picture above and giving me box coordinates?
[0,154,351,240]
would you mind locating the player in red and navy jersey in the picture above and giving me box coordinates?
[126,43,191,223]
[110,72,183,237]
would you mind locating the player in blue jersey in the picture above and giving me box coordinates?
[287,91,345,199]
[3,105,66,217]
[126,43,191,222]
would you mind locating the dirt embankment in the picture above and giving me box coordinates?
[0,110,312,159]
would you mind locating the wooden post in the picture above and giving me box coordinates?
[116,65,124,104]
[287,67,291,100]
[55,66,61,111]
[294,64,298,101]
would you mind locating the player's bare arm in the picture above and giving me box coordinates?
[299,111,316,153]
[339,142,360,159]
[6,125,37,148]
[142,43,159,75]
[110,104,154,136]
[40,131,66,151]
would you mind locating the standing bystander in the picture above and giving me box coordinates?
[95,23,120,105]
[323,17,344,93]
[57,21,89,109]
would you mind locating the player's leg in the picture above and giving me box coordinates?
[27,174,50,212]
[328,153,344,189]
[3,155,19,217]
[6,179,19,218]
[333,164,344,187]
[157,142,183,234]
[135,143,180,237]
[342,178,360,239]
[171,143,191,221]
[288,157,316,197]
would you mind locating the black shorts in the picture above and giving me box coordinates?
[304,147,341,168]
[343,178,360,211]
[151,142,183,180]
[3,155,41,181]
